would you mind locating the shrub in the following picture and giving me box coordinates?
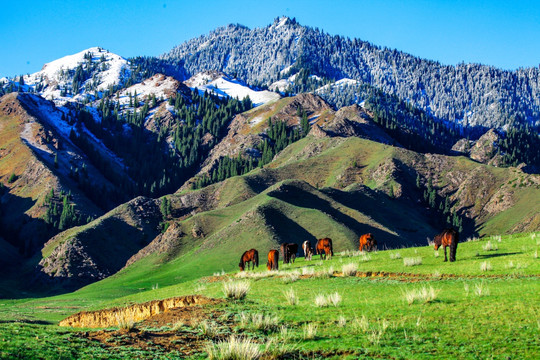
[342,263,358,276]
[223,280,251,300]
[7,173,17,183]
[403,257,422,266]
[206,336,261,360]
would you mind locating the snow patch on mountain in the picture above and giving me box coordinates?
[185,71,281,106]
[315,78,359,93]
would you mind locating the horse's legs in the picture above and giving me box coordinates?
[443,246,448,262]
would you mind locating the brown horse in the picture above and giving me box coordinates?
[280,243,289,264]
[359,233,377,252]
[239,249,259,271]
[302,240,314,261]
[267,250,279,271]
[316,238,333,260]
[280,243,298,264]
[433,229,459,262]
[288,243,298,263]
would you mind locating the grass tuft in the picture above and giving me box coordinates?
[403,257,422,267]
[223,280,251,300]
[199,320,219,337]
[404,285,439,305]
[238,312,280,331]
[283,288,298,306]
[482,240,498,251]
[480,261,493,272]
[474,282,490,297]
[206,336,261,360]
[389,252,401,260]
[342,263,358,276]
[302,323,318,340]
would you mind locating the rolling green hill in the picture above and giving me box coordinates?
[24,132,539,293]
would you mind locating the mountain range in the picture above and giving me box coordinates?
[0,17,538,295]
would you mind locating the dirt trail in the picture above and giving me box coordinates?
[59,295,221,328]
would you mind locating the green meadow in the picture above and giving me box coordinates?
[1,232,539,359]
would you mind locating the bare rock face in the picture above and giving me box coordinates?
[309,124,328,138]
[469,129,503,165]
[451,138,473,154]
[322,104,395,144]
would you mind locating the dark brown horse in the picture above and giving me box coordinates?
[267,250,279,271]
[280,243,298,264]
[302,240,314,261]
[316,238,333,260]
[239,249,259,271]
[359,233,376,252]
[287,243,298,263]
[433,229,459,262]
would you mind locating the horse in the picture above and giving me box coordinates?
[359,233,377,252]
[281,243,299,264]
[267,250,279,271]
[287,243,298,263]
[302,240,314,261]
[280,243,290,264]
[433,228,459,262]
[316,238,333,260]
[239,249,259,271]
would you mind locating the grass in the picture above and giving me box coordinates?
[403,285,440,305]
[223,280,251,300]
[0,232,539,359]
[206,336,262,360]
[403,257,422,266]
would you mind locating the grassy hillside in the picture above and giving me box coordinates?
[0,232,538,359]
[25,132,539,293]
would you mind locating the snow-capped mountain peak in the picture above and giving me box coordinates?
[22,47,130,104]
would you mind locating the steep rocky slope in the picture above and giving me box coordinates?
[0,93,112,256]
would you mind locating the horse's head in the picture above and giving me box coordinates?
[433,235,442,250]
[239,262,245,271]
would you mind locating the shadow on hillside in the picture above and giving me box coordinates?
[320,187,433,248]
[267,182,403,248]
[260,206,317,254]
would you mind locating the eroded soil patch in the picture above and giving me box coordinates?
[77,301,234,356]
[60,295,222,328]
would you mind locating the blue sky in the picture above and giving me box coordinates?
[1,0,539,77]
